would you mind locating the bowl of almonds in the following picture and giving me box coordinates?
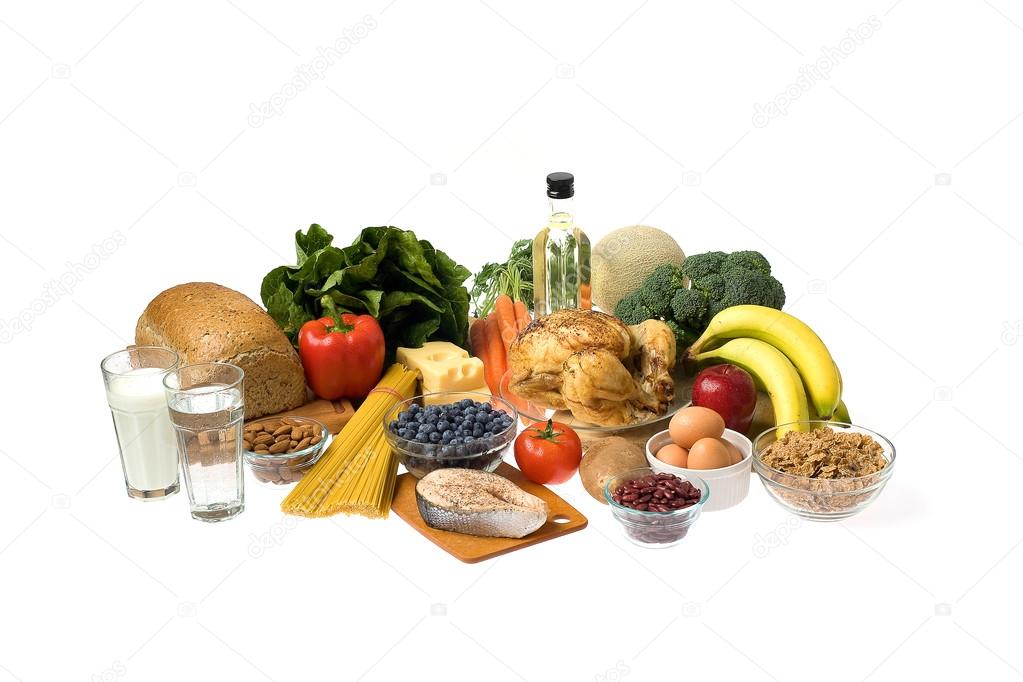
[242,416,328,485]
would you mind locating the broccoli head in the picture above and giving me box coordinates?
[721,268,786,310]
[615,290,655,325]
[679,251,727,282]
[612,249,785,333]
[691,272,725,300]
[639,264,685,316]
[723,250,772,275]
[669,288,709,328]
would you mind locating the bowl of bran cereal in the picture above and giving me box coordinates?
[752,421,894,521]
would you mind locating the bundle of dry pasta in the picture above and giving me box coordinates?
[281,363,417,518]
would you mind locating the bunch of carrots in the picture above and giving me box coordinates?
[469,294,531,394]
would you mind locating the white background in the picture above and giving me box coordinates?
[1,1,1020,680]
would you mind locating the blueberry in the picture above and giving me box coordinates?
[480,403,492,412]
[428,432,440,443]
[437,420,451,431]
[442,429,454,439]
[484,431,493,438]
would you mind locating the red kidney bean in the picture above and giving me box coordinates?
[612,474,702,542]
[612,474,701,513]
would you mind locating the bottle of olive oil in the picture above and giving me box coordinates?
[532,172,591,316]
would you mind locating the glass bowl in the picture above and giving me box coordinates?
[499,368,692,438]
[243,417,328,486]
[603,467,709,548]
[752,421,895,521]
[383,391,518,479]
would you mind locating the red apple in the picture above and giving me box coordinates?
[691,364,757,434]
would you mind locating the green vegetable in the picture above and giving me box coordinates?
[638,264,685,317]
[614,291,655,325]
[722,250,772,275]
[678,251,727,282]
[720,267,786,309]
[669,288,708,329]
[612,249,786,348]
[470,239,534,318]
[261,224,471,355]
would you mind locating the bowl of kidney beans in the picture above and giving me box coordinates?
[603,468,709,548]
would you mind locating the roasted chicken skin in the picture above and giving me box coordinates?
[508,310,676,426]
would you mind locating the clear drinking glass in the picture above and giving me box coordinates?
[100,346,181,500]
[163,363,245,522]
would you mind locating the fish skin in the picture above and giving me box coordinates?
[415,469,548,539]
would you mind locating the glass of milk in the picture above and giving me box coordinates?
[163,363,245,522]
[100,346,181,499]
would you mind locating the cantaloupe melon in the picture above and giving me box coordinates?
[590,226,686,312]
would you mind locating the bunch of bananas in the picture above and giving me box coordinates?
[686,305,849,435]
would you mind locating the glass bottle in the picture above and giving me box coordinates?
[532,172,591,316]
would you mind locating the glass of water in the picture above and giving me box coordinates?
[163,363,245,522]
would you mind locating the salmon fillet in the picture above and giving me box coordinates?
[415,469,548,539]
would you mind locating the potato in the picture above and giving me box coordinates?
[579,437,648,503]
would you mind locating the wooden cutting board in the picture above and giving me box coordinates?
[247,398,355,434]
[391,462,588,563]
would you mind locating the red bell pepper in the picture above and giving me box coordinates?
[297,314,385,400]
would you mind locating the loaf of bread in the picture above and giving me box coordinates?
[136,282,308,418]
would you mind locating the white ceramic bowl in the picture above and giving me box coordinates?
[646,429,752,511]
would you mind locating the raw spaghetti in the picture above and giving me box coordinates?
[281,363,417,518]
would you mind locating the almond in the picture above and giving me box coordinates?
[268,439,291,454]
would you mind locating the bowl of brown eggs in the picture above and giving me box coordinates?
[645,406,752,512]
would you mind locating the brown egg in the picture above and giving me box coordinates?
[722,439,744,465]
[669,407,726,449]
[687,437,733,470]
[657,444,689,468]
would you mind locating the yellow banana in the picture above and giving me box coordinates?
[688,305,842,418]
[832,399,851,423]
[692,337,810,435]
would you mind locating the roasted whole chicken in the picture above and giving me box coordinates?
[508,309,676,426]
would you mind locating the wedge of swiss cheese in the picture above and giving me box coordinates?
[397,341,491,404]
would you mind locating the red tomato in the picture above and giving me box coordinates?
[514,419,582,485]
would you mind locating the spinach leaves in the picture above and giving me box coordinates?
[261,224,471,353]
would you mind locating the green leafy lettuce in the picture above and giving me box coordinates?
[261,225,471,354]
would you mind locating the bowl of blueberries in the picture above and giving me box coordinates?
[383,392,519,479]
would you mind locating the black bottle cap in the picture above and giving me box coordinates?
[546,172,574,199]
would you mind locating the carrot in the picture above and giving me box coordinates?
[513,299,530,331]
[469,318,487,359]
[494,295,517,353]
[580,283,592,310]
[482,312,507,393]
